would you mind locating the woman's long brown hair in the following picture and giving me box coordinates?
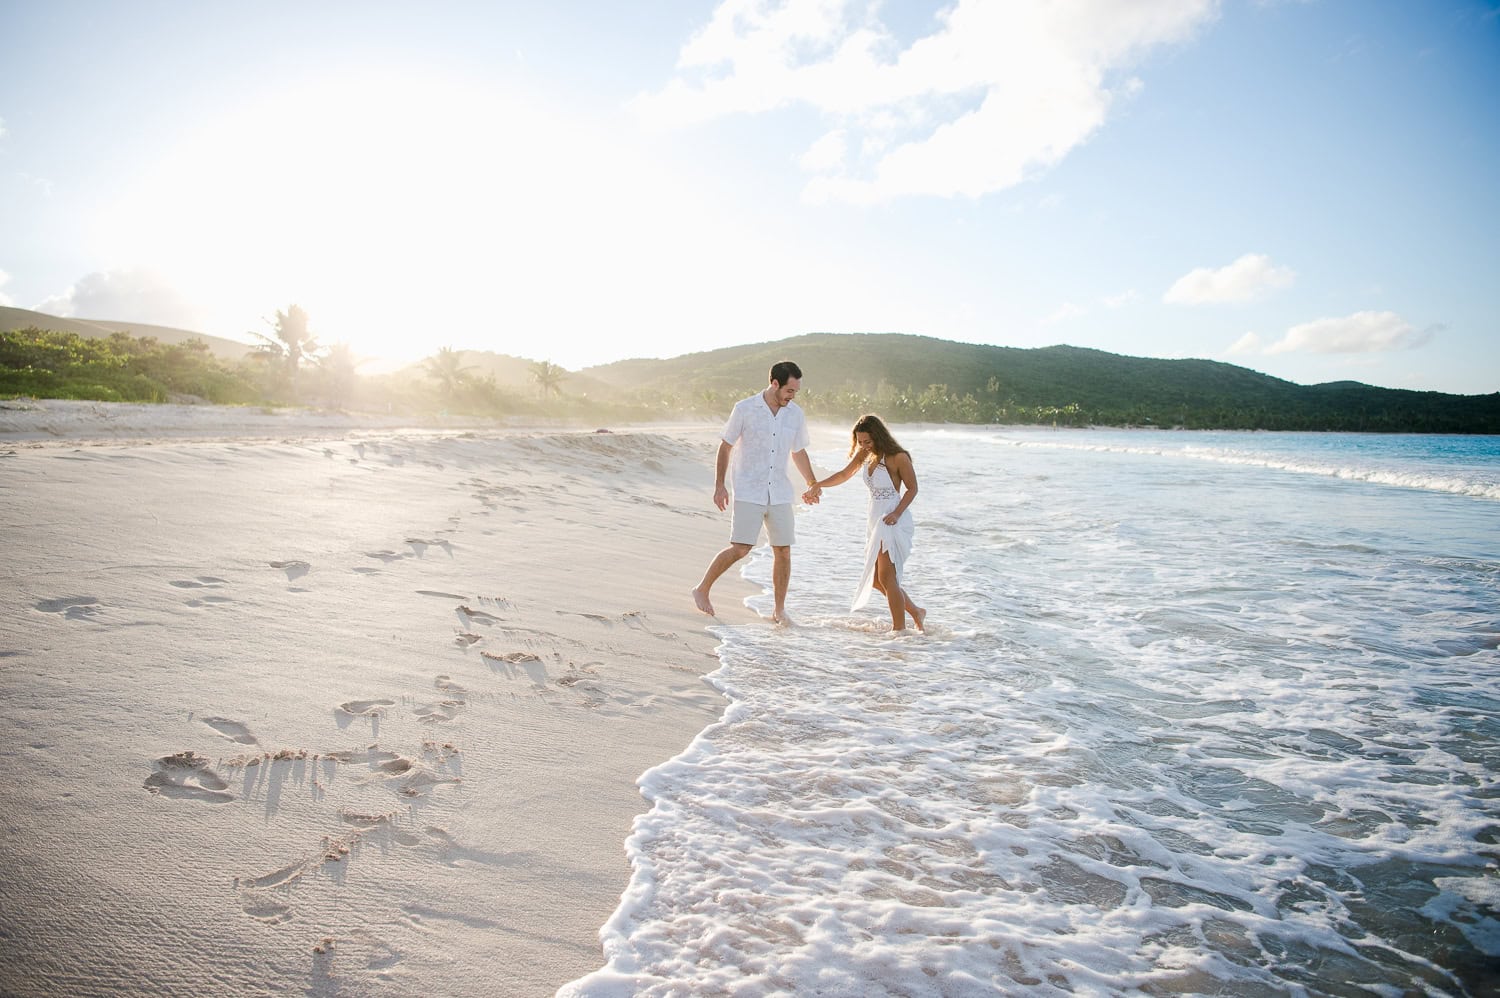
[850,413,907,467]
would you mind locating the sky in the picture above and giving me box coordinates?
[1,0,1496,393]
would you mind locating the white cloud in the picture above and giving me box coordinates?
[1103,289,1140,308]
[1044,301,1087,324]
[1265,310,1434,355]
[638,0,1219,203]
[799,128,848,172]
[36,268,203,328]
[1227,331,1263,355]
[1163,252,1296,304]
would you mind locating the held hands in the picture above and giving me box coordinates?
[802,484,822,505]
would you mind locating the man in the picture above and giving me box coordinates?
[692,360,821,625]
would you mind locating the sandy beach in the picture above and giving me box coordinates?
[0,400,762,996]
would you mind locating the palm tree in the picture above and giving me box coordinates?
[695,388,721,417]
[251,304,319,376]
[318,343,362,409]
[529,360,566,400]
[423,347,474,403]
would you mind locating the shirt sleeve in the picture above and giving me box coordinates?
[721,400,745,445]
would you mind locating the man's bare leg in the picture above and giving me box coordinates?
[770,545,792,625]
[692,543,752,616]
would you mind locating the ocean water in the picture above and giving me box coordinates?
[561,429,1500,997]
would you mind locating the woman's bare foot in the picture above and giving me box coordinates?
[770,609,793,627]
[911,606,926,632]
[691,587,715,616]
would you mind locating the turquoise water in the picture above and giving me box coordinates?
[565,430,1499,996]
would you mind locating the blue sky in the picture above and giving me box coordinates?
[1,0,1496,393]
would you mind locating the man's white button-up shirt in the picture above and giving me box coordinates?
[721,393,810,506]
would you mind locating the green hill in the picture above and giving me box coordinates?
[584,332,1500,432]
[391,349,621,400]
[4,316,1494,431]
[0,306,254,363]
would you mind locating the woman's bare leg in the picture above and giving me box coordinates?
[876,552,907,631]
[874,551,924,631]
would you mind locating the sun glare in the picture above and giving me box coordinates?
[103,71,680,363]
[98,67,891,369]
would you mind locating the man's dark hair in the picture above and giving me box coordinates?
[769,361,802,387]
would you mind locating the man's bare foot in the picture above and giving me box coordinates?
[912,606,926,632]
[692,587,715,616]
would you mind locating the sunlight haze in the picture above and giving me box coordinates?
[1,1,1496,391]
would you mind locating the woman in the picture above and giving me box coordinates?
[807,414,925,632]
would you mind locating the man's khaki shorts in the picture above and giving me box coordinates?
[731,501,795,547]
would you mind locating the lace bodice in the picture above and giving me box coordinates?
[864,461,898,501]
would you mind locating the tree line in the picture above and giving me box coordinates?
[4,315,1496,433]
[0,305,625,421]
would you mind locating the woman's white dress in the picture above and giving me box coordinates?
[852,460,915,611]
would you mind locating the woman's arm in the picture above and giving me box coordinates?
[883,452,918,524]
[812,453,866,490]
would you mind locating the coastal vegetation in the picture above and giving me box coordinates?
[3,315,1497,433]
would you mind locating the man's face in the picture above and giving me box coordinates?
[771,377,801,406]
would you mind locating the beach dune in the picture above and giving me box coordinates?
[0,401,755,996]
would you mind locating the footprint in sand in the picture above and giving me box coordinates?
[398,770,461,798]
[480,650,541,664]
[453,632,481,647]
[244,861,307,890]
[558,610,615,625]
[339,699,396,716]
[434,675,467,693]
[269,560,310,580]
[417,590,468,601]
[364,550,405,563]
[240,898,294,924]
[457,605,500,624]
[237,827,381,920]
[35,596,102,619]
[340,809,396,829]
[201,716,258,744]
[340,810,423,846]
[413,700,464,723]
[144,751,233,803]
[343,749,459,797]
[170,576,229,589]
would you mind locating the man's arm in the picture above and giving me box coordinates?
[714,440,733,511]
[792,449,821,504]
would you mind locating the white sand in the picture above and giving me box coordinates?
[0,401,762,996]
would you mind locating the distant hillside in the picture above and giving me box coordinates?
[0,306,254,364]
[6,316,1494,431]
[393,349,622,400]
[584,332,1500,433]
